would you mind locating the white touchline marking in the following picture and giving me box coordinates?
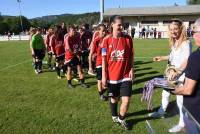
[146,120,156,134]
[0,57,153,72]
[0,59,32,72]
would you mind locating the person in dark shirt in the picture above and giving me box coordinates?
[172,18,200,133]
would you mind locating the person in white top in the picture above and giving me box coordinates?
[150,19,192,133]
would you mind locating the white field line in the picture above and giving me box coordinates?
[0,57,153,72]
[145,120,156,134]
[0,59,32,72]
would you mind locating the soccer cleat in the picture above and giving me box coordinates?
[81,83,89,88]
[100,95,107,101]
[34,69,39,74]
[112,116,120,124]
[148,111,166,118]
[88,70,96,76]
[168,125,184,133]
[57,76,62,79]
[38,70,42,73]
[67,84,74,89]
[117,117,129,130]
[73,78,79,82]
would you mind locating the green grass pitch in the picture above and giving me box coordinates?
[0,39,195,134]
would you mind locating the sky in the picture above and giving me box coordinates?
[0,0,186,19]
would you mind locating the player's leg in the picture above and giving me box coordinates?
[96,67,107,101]
[47,52,52,69]
[118,81,132,130]
[77,64,89,88]
[55,57,61,79]
[108,83,120,124]
[67,65,73,88]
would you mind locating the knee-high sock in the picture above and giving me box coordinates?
[110,101,118,116]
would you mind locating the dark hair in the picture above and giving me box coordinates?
[109,15,123,33]
[67,25,76,32]
[109,15,123,23]
[54,25,63,41]
[82,23,90,30]
[36,27,42,32]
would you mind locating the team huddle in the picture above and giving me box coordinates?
[29,15,200,132]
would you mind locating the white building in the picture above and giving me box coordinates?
[104,5,200,38]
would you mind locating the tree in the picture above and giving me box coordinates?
[0,22,9,34]
[187,0,200,4]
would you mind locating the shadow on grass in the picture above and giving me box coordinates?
[135,67,153,72]
[126,101,178,130]
[135,71,159,78]
[135,61,154,65]
[132,88,143,95]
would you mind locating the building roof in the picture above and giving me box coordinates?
[104,5,200,17]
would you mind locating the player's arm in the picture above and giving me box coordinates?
[44,35,49,50]
[128,36,135,80]
[102,38,108,88]
[88,39,96,70]
[30,36,34,55]
[50,36,56,55]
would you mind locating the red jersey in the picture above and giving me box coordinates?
[45,33,52,52]
[50,35,65,57]
[64,34,82,62]
[92,37,104,68]
[102,34,134,84]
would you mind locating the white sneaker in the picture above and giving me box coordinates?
[169,125,184,133]
[112,116,119,123]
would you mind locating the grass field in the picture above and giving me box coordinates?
[0,39,195,134]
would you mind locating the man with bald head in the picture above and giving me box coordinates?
[172,18,200,131]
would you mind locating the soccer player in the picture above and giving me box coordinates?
[45,27,54,69]
[102,15,134,129]
[29,27,36,66]
[90,24,107,101]
[64,25,88,88]
[30,27,46,74]
[50,25,65,79]
[80,24,92,69]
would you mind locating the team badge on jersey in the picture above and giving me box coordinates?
[111,49,124,61]
[102,48,107,56]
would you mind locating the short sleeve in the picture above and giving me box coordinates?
[101,37,108,56]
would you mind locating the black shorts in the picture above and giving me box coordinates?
[33,49,45,60]
[108,81,132,97]
[96,67,102,80]
[56,55,65,63]
[67,56,81,67]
